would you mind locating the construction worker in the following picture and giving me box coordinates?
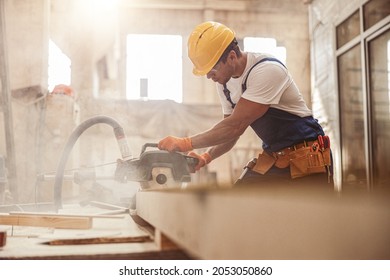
[158,21,333,187]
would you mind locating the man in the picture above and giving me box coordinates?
[158,21,333,187]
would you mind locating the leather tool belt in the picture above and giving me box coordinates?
[252,137,331,180]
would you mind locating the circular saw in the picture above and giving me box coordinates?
[114,143,198,190]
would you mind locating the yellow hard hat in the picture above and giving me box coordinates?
[188,21,235,76]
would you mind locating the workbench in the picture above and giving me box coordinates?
[1,185,389,260]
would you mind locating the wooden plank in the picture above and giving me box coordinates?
[0,210,172,260]
[154,229,179,251]
[0,214,92,229]
[87,201,128,211]
[136,186,390,260]
[9,211,125,219]
[42,235,152,246]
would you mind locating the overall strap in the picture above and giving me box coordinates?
[223,84,236,109]
[241,57,286,92]
[223,57,286,108]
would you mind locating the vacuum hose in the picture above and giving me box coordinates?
[53,115,132,210]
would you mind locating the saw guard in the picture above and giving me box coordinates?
[140,167,181,189]
[115,144,198,190]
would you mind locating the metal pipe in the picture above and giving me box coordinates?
[53,115,131,210]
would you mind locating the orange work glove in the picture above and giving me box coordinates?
[158,136,193,152]
[187,151,212,172]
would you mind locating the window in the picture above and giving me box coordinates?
[336,10,360,49]
[337,44,366,185]
[126,34,182,102]
[336,1,390,188]
[243,37,286,64]
[48,39,71,91]
[364,0,390,30]
[367,29,390,187]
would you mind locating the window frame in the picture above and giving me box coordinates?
[335,0,390,189]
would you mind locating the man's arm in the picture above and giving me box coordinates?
[191,98,270,149]
[205,137,238,160]
[158,98,270,153]
[204,114,239,160]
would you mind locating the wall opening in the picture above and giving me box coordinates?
[243,37,286,64]
[126,34,182,103]
[48,39,71,92]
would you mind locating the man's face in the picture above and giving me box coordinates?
[206,52,234,84]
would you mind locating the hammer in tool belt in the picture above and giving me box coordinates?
[234,158,257,185]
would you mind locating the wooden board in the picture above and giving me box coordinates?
[0,211,191,260]
[154,229,178,251]
[0,214,92,229]
[136,186,390,260]
[9,211,125,219]
[43,235,152,245]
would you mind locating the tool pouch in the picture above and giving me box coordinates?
[289,147,328,179]
[252,151,276,175]
[274,153,290,168]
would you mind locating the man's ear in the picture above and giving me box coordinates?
[228,50,236,63]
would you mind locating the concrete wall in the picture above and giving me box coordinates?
[5,0,49,90]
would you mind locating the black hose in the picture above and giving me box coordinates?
[53,115,131,210]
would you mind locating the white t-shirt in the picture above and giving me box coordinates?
[217,53,312,117]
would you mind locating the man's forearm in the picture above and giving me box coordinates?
[191,117,245,149]
[206,137,239,160]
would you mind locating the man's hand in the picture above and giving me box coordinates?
[187,151,212,172]
[158,136,193,152]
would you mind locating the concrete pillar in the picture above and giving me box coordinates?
[2,0,50,203]
[6,0,49,91]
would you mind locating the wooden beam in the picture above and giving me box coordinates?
[87,200,129,211]
[42,235,152,246]
[0,214,92,229]
[154,229,179,251]
[9,211,125,219]
[136,186,390,260]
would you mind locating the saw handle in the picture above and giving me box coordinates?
[140,143,199,168]
[184,155,200,170]
[140,143,159,155]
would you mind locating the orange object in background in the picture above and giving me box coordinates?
[51,84,74,97]
[0,231,6,247]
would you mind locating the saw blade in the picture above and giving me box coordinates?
[140,167,181,189]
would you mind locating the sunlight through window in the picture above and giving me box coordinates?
[126,34,182,102]
[244,37,287,64]
[48,39,71,91]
